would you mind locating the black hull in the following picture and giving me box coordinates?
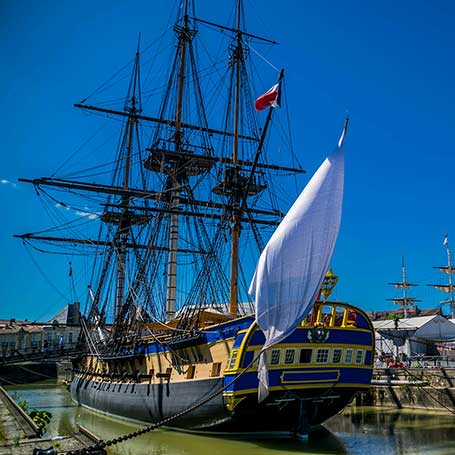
[70,373,358,435]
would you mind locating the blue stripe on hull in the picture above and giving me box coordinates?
[224,367,372,392]
[247,328,373,347]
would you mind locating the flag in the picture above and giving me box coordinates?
[255,83,281,112]
[444,234,449,247]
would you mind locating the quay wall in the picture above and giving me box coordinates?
[0,360,72,386]
[359,367,455,412]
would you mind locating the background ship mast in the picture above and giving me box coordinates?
[387,256,420,318]
[428,234,455,318]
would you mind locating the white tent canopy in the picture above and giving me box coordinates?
[374,315,455,341]
[374,315,455,357]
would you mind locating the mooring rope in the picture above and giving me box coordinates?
[63,354,260,455]
[397,365,455,415]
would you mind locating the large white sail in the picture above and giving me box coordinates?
[249,120,347,401]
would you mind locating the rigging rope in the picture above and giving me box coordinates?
[24,244,69,301]
[249,43,279,73]
[374,335,455,414]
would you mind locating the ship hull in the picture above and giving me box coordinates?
[71,374,228,430]
[70,372,361,435]
[70,303,374,436]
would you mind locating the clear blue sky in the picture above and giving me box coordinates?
[1,0,454,321]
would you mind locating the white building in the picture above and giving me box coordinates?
[374,315,455,358]
[0,303,81,358]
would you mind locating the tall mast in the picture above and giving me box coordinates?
[114,44,142,320]
[428,234,455,318]
[165,0,190,320]
[387,256,420,318]
[228,0,244,316]
[448,236,454,318]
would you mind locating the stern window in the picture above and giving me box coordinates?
[345,349,353,364]
[332,349,342,363]
[270,349,281,365]
[316,348,330,363]
[355,350,364,364]
[299,348,313,364]
[284,349,296,364]
[227,351,238,370]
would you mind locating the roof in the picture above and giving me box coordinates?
[0,320,46,335]
[49,302,81,325]
[373,315,438,330]
[374,315,455,341]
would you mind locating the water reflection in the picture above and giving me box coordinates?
[7,383,455,455]
[76,410,347,455]
[325,406,455,455]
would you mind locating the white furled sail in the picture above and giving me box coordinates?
[249,119,348,402]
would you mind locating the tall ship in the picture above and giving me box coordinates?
[16,0,374,437]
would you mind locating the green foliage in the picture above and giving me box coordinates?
[12,394,52,436]
[29,409,53,433]
[18,399,29,413]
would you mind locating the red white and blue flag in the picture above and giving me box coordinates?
[255,82,281,112]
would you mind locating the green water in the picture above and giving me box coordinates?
[7,382,455,455]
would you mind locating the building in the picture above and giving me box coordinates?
[0,303,81,358]
[368,306,442,321]
[374,315,455,359]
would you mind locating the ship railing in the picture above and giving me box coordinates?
[374,355,455,369]
[0,343,80,364]
[301,301,370,330]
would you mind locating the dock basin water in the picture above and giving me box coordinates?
[6,381,455,455]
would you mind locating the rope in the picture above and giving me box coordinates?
[0,375,18,385]
[374,336,455,414]
[80,317,101,359]
[399,364,455,415]
[24,245,69,301]
[249,44,280,73]
[16,365,57,380]
[64,353,260,455]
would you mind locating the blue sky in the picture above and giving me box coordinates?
[1,0,455,320]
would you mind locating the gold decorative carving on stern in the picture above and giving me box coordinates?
[223,393,247,412]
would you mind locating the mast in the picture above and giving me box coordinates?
[114,49,139,319]
[204,0,283,316]
[16,0,296,332]
[113,43,142,320]
[164,0,190,320]
[428,234,455,318]
[387,256,420,318]
[228,0,243,316]
[447,236,454,318]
